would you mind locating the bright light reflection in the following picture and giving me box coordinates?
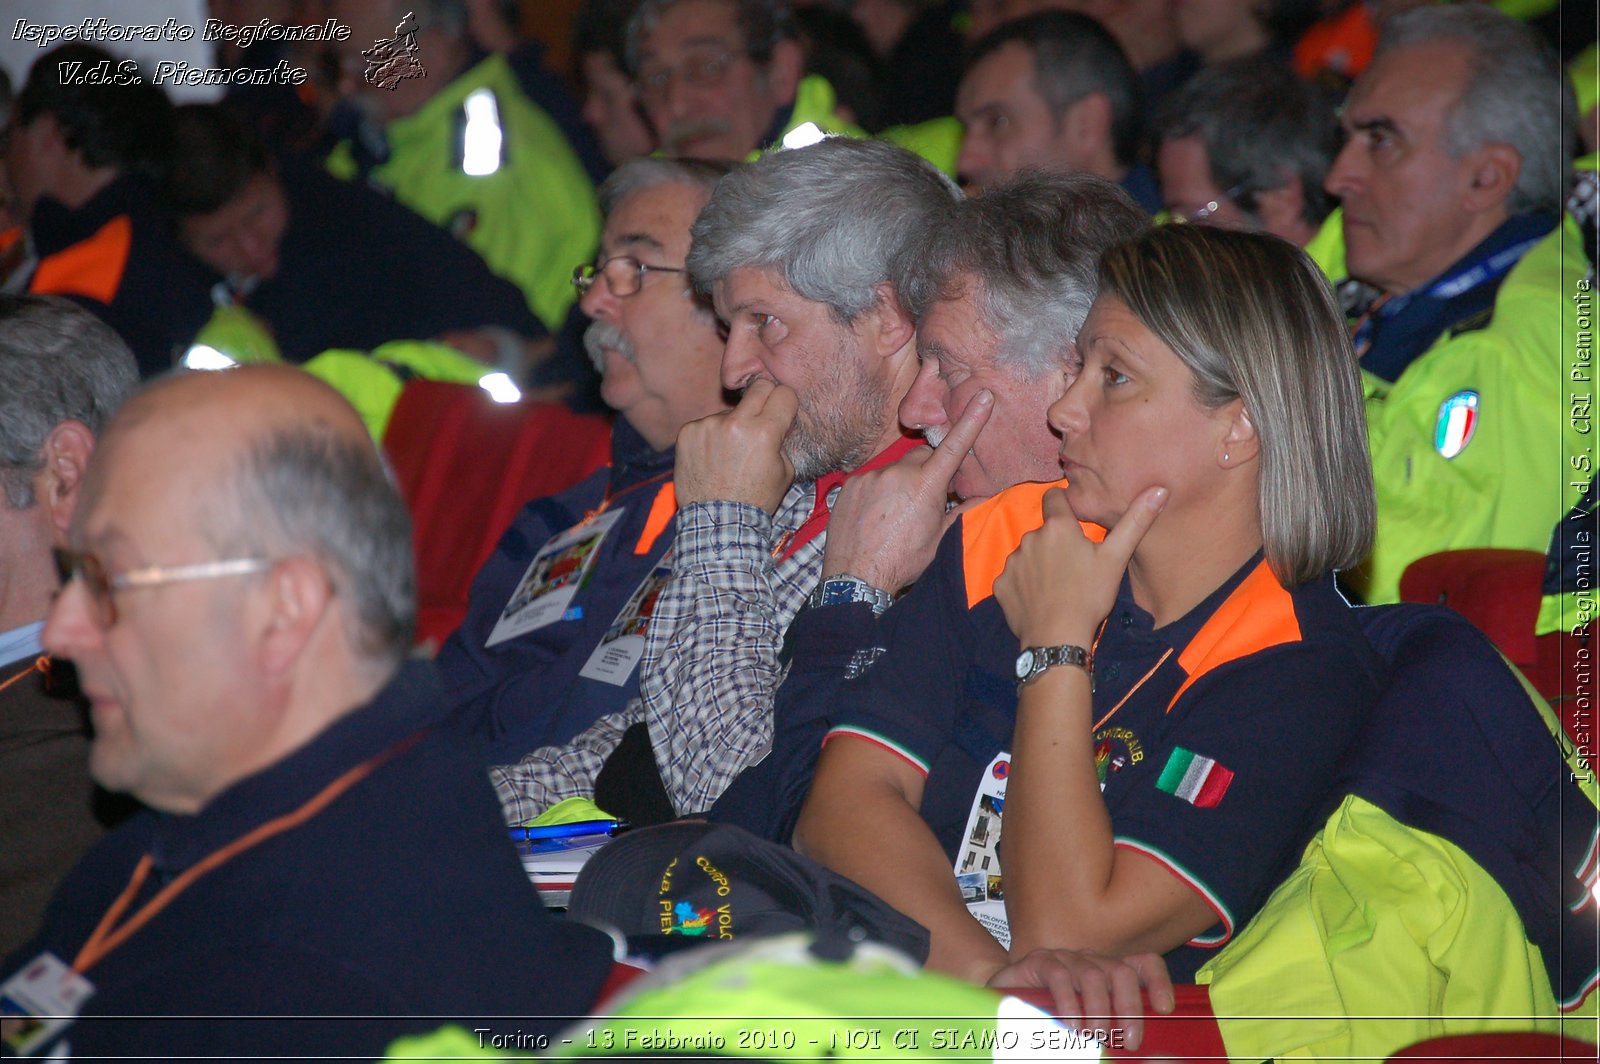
[462,88,503,176]
[180,345,237,371]
[994,994,1103,1062]
[478,371,522,404]
[781,122,826,150]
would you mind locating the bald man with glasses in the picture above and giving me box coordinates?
[6,364,613,1058]
[434,157,734,759]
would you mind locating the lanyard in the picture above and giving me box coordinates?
[775,435,923,561]
[0,655,48,696]
[1350,231,1545,359]
[1086,619,1175,733]
[581,470,673,527]
[72,729,425,974]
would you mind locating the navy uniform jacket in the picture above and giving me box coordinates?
[437,419,677,760]
[723,482,1381,981]
[27,175,213,379]
[1,661,614,1059]
[1342,604,1599,1009]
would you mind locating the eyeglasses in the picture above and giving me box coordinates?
[53,548,272,628]
[635,50,738,104]
[1169,182,1253,226]
[571,256,688,298]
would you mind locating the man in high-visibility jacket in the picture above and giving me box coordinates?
[1327,4,1591,603]
[325,0,601,334]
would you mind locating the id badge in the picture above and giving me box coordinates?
[955,752,1011,949]
[486,508,625,647]
[578,549,673,686]
[1,952,94,1057]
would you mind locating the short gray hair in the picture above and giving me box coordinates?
[896,171,1149,377]
[222,426,416,669]
[1098,226,1375,587]
[688,137,960,325]
[1158,56,1341,228]
[1376,3,1570,216]
[0,295,138,509]
[598,156,736,216]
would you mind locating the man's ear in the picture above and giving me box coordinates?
[1461,143,1520,214]
[35,420,95,540]
[256,556,336,676]
[765,39,805,107]
[869,281,917,356]
[1219,403,1260,467]
[1061,92,1113,162]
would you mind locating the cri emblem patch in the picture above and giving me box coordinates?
[1434,390,1480,459]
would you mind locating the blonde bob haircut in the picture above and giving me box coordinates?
[1097,226,1375,588]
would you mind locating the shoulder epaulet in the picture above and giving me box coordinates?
[958,480,1104,608]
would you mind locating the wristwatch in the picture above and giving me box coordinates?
[808,575,893,616]
[1015,644,1094,689]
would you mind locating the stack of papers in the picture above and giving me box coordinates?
[518,833,613,909]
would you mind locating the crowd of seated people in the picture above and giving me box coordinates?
[1,0,1596,1058]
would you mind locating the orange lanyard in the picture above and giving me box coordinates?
[581,471,673,526]
[0,655,47,696]
[72,729,425,974]
[1087,619,1174,733]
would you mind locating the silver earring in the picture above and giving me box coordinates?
[1223,452,1231,462]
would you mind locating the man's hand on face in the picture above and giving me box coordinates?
[820,389,994,594]
[673,378,799,515]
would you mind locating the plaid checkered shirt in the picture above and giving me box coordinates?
[492,481,822,823]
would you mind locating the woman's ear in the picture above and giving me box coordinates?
[1219,404,1259,467]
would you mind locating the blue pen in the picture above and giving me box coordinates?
[509,818,624,842]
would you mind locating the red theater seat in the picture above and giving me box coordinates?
[383,380,611,647]
[1398,549,1546,671]
[1389,1032,1598,1061]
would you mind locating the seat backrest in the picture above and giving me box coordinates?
[1390,1032,1599,1061]
[1398,549,1546,670]
[382,380,612,647]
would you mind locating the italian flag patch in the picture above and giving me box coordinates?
[1156,747,1233,808]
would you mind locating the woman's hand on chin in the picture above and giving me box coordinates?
[995,485,1168,647]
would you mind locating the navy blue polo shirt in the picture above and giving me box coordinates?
[824,485,1381,981]
[2,661,614,1058]
[436,419,677,758]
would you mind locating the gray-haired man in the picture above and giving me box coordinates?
[494,137,963,821]
[0,296,138,960]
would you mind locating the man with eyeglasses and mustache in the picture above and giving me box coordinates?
[625,0,862,161]
[435,157,734,758]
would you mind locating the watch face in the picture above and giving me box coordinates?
[1014,649,1035,680]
